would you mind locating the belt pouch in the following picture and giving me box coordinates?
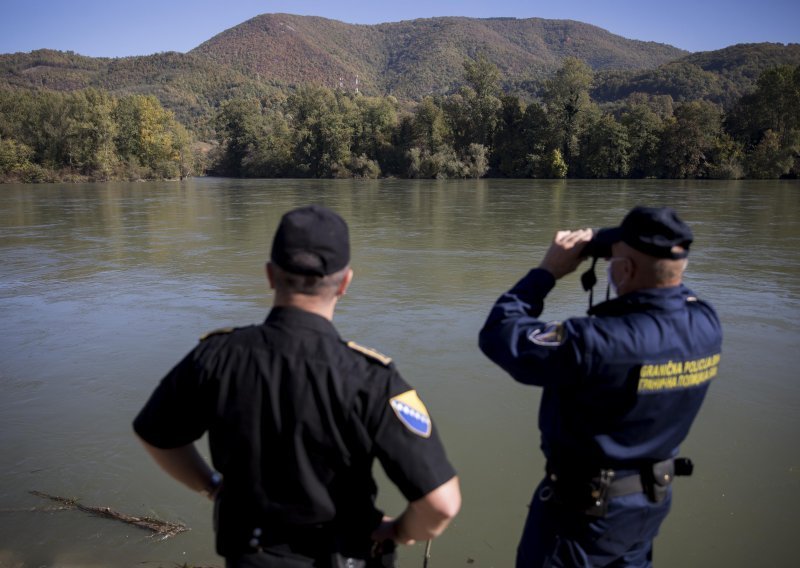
[643,460,674,503]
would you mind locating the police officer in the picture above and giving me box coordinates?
[134,205,460,567]
[478,206,722,567]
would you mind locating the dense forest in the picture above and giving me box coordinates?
[1,15,799,182]
[2,56,797,182]
[206,57,800,180]
[0,90,199,182]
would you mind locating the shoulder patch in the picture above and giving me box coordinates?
[347,341,392,365]
[199,327,235,341]
[389,390,432,438]
[527,321,565,347]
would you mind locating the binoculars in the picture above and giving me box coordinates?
[581,228,614,259]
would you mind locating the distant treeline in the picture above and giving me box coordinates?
[2,56,799,182]
[0,89,200,182]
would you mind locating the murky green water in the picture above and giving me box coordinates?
[1,178,798,567]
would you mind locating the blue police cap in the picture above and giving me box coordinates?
[271,205,350,276]
[592,206,693,259]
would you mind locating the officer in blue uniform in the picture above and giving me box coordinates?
[134,205,461,567]
[479,206,722,567]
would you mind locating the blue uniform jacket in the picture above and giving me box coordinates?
[479,268,722,472]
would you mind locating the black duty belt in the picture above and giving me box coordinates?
[544,457,694,517]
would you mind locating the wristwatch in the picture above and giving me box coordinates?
[200,472,223,498]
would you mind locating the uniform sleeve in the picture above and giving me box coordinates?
[133,341,218,449]
[366,368,456,503]
[478,268,584,387]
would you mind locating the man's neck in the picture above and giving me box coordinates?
[272,295,336,321]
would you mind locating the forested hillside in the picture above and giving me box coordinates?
[594,43,800,107]
[0,49,279,135]
[1,14,798,182]
[191,14,687,98]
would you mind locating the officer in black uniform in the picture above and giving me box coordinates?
[134,205,461,567]
[479,206,722,567]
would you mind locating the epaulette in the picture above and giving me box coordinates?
[346,341,392,366]
[199,327,236,341]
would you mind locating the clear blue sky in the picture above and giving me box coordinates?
[1,0,797,57]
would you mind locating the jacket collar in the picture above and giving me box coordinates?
[587,284,693,317]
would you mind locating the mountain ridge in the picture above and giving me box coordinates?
[189,14,688,97]
[2,14,798,135]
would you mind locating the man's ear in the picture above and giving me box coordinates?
[266,262,276,289]
[337,268,354,297]
[622,257,635,279]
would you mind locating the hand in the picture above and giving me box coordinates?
[370,516,416,546]
[538,228,593,280]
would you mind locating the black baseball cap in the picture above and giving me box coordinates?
[270,205,350,276]
[591,206,693,259]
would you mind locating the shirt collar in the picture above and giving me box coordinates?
[588,284,693,317]
[265,306,341,338]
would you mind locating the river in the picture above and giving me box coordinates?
[1,178,798,567]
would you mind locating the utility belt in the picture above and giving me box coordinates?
[220,521,395,567]
[544,457,694,517]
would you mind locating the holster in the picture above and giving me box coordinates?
[547,467,616,517]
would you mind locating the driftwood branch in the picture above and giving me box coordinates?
[29,490,189,540]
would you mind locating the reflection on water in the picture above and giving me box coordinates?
[1,178,798,567]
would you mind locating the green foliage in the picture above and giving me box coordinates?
[463,53,502,99]
[744,129,795,178]
[542,58,595,170]
[464,143,491,178]
[413,97,452,154]
[0,87,193,181]
[286,86,355,177]
[620,102,666,178]
[593,44,800,108]
[659,101,724,178]
[580,113,631,178]
[113,94,191,179]
[0,137,33,175]
[3,26,800,182]
[540,149,568,179]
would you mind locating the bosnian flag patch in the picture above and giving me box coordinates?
[390,390,432,438]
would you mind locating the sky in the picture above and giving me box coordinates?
[0,0,798,57]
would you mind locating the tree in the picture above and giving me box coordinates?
[621,103,665,178]
[63,89,118,178]
[463,144,490,178]
[727,65,800,178]
[352,96,398,162]
[113,94,191,178]
[492,95,528,176]
[286,85,354,177]
[0,137,33,176]
[580,114,630,178]
[659,101,723,178]
[745,129,794,178]
[213,98,265,176]
[412,97,451,154]
[518,102,554,177]
[463,53,501,99]
[449,55,503,150]
[542,58,594,174]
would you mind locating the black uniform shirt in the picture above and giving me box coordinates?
[134,306,456,556]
